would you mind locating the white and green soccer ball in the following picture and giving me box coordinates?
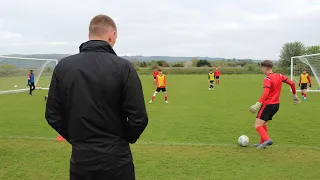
[238,135,249,147]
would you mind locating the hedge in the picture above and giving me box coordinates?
[136,67,290,75]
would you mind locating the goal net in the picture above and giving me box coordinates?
[291,53,320,92]
[0,55,58,95]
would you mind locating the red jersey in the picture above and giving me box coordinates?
[153,70,159,77]
[259,73,296,104]
[215,70,220,76]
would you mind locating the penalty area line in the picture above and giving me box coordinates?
[1,135,320,150]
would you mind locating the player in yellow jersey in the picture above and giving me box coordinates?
[208,70,215,90]
[149,69,169,103]
[299,70,312,100]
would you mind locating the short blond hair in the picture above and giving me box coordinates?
[89,14,117,37]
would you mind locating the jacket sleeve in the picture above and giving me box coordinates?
[45,65,69,141]
[122,62,148,144]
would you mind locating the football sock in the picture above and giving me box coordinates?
[256,126,270,143]
[165,96,168,101]
[263,125,267,132]
[260,125,268,143]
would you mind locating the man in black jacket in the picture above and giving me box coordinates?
[45,14,148,180]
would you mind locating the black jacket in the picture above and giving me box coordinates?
[45,40,148,171]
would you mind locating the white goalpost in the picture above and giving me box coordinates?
[0,55,58,95]
[291,53,320,92]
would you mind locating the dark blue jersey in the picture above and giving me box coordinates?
[28,73,34,83]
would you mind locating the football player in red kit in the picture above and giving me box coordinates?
[214,68,221,85]
[153,69,159,85]
[249,60,300,149]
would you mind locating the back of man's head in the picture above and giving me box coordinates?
[261,60,273,69]
[89,14,117,47]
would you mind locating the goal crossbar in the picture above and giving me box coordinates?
[0,55,58,62]
[290,53,320,92]
[0,55,57,95]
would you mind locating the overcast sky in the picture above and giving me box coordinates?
[0,0,319,59]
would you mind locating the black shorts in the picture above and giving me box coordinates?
[301,83,307,90]
[209,81,214,84]
[256,104,279,121]
[215,76,220,79]
[153,76,156,79]
[156,88,166,92]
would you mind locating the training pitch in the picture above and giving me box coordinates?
[0,75,320,180]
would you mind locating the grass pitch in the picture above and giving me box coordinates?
[1,75,320,180]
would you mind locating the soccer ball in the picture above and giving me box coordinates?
[14,85,17,88]
[238,135,249,147]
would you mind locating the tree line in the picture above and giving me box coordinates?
[279,42,320,67]
[131,58,259,69]
[130,41,319,74]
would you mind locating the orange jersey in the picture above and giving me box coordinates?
[156,74,166,88]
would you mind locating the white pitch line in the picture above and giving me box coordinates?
[1,135,320,150]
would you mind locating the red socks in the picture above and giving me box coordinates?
[263,125,267,131]
[256,125,270,143]
[152,96,168,101]
[259,125,268,143]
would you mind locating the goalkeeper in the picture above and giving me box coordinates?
[299,70,312,100]
[27,70,35,96]
[249,60,299,149]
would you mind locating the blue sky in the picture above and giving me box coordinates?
[0,0,319,59]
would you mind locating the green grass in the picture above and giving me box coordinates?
[1,75,320,180]
[0,76,52,91]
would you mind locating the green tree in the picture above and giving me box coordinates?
[304,45,320,55]
[279,41,305,67]
[172,63,184,67]
[196,59,212,67]
[236,60,248,67]
[156,60,169,67]
[139,61,148,67]
[191,58,199,67]
[130,59,140,68]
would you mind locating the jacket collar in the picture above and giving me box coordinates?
[79,40,117,56]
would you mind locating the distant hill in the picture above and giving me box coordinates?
[1,54,266,62]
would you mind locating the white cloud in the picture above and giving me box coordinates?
[0,31,23,39]
[0,0,319,59]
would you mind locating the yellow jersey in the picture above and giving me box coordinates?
[156,74,167,88]
[208,73,215,81]
[300,73,311,84]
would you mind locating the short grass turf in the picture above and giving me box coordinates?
[1,75,320,180]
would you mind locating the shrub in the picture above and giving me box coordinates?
[0,64,18,77]
[172,63,184,67]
